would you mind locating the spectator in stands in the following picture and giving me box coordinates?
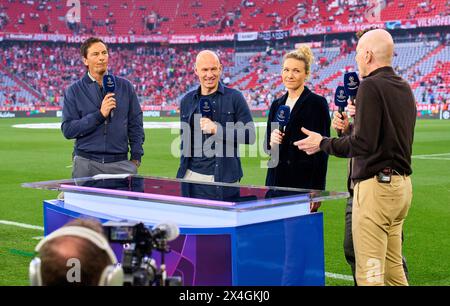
[429,91,435,104]
[264,45,330,212]
[176,50,255,185]
[29,218,123,286]
[61,37,144,178]
[0,11,9,29]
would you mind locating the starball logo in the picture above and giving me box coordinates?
[106,76,114,87]
[202,101,211,111]
[277,110,286,121]
[337,89,346,101]
[348,76,358,90]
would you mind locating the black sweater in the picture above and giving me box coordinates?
[320,66,416,183]
[265,86,331,190]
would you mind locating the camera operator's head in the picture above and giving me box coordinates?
[29,218,123,286]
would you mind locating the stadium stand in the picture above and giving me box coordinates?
[0,1,448,110]
[0,0,447,35]
[1,37,448,110]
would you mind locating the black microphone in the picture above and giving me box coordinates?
[334,86,349,137]
[198,97,212,119]
[151,221,179,242]
[103,74,116,118]
[334,85,348,115]
[343,72,360,104]
[275,105,290,133]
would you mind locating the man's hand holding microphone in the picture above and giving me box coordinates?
[101,74,117,119]
[199,98,218,134]
[100,93,116,118]
[332,99,355,135]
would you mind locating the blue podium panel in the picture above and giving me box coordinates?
[234,214,324,286]
[25,175,348,286]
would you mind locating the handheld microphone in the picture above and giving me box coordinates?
[334,86,349,137]
[151,221,180,242]
[198,97,212,119]
[334,86,348,114]
[275,105,290,133]
[103,74,116,118]
[343,72,360,104]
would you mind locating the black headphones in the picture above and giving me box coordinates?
[29,226,123,286]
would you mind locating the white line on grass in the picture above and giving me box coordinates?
[0,220,44,231]
[413,153,450,157]
[325,272,354,281]
[412,153,450,161]
[1,219,354,281]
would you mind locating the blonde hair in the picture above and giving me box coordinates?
[283,45,315,79]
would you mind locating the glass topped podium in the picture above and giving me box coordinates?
[23,174,347,210]
[24,175,348,285]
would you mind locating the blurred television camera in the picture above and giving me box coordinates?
[103,221,182,286]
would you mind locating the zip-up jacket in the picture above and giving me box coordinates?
[62,73,144,163]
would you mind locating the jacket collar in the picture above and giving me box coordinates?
[366,66,394,78]
[276,86,312,132]
[278,86,311,108]
[83,71,110,84]
[81,72,103,107]
[82,72,96,84]
[193,82,225,99]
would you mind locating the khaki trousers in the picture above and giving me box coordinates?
[353,175,412,286]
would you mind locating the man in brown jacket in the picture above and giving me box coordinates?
[294,29,416,286]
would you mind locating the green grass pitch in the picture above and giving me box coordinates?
[0,117,449,285]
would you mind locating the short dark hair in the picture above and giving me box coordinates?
[39,219,112,286]
[80,37,107,59]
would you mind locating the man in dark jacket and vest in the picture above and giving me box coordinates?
[176,50,255,198]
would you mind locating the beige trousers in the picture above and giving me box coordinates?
[353,175,412,286]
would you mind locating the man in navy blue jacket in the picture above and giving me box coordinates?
[176,50,255,188]
[62,37,144,178]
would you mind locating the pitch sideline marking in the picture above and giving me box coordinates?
[0,220,44,231]
[412,153,450,161]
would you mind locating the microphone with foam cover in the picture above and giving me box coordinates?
[334,86,348,114]
[103,74,116,118]
[275,105,290,133]
[334,86,349,137]
[198,97,212,119]
[343,72,360,104]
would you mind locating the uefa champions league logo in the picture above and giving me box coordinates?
[202,101,210,112]
[337,89,346,100]
[106,76,114,87]
[278,109,285,121]
[443,111,450,120]
[348,76,358,90]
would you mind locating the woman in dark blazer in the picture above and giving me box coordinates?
[265,45,331,196]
